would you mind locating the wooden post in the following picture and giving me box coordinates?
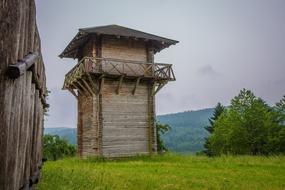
[132,77,141,95]
[116,75,124,94]
[87,74,98,94]
[77,95,83,157]
[99,76,105,95]
[81,78,95,96]
[7,52,38,79]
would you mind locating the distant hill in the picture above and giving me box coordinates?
[157,108,214,153]
[44,127,77,145]
[44,108,214,153]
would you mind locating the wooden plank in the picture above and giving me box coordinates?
[116,75,124,94]
[87,74,98,94]
[81,78,95,96]
[132,77,141,95]
[99,77,105,95]
[76,80,92,96]
[153,82,167,95]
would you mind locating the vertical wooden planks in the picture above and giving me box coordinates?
[0,0,47,189]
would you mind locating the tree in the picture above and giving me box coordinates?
[43,135,76,161]
[205,103,225,134]
[269,95,285,153]
[274,95,285,124]
[156,122,171,152]
[207,89,285,156]
[204,103,225,156]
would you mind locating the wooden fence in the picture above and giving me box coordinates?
[0,0,47,189]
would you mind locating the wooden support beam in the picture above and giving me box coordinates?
[67,88,78,99]
[153,82,167,95]
[151,82,156,96]
[99,76,105,95]
[77,80,93,96]
[87,73,98,94]
[116,75,124,94]
[81,77,95,95]
[132,77,141,95]
[74,81,88,96]
[99,74,105,79]
[171,68,176,81]
[7,52,38,79]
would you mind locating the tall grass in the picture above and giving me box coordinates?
[38,154,285,190]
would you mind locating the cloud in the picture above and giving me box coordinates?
[197,65,221,78]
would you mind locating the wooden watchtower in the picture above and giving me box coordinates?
[60,25,178,157]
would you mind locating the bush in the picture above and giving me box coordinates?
[43,134,76,161]
[156,122,171,152]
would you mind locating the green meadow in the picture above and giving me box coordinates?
[38,154,285,190]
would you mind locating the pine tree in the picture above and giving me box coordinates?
[205,102,225,134]
[204,102,225,156]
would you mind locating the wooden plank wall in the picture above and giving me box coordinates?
[102,79,149,157]
[78,94,100,157]
[102,36,147,61]
[0,0,46,189]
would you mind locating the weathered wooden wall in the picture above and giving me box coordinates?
[78,79,154,157]
[102,79,149,157]
[0,0,46,189]
[76,36,157,157]
[102,36,147,61]
[78,94,100,157]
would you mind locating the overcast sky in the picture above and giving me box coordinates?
[35,0,285,128]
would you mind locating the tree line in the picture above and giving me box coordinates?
[204,89,285,156]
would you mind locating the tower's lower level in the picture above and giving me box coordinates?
[63,57,175,157]
[77,78,156,157]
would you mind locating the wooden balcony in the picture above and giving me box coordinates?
[63,57,175,90]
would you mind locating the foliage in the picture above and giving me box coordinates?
[156,122,171,152]
[203,103,225,156]
[205,103,225,134]
[43,134,76,161]
[207,89,285,156]
[275,95,285,123]
[38,154,285,190]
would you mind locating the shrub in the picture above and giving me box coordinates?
[43,134,76,161]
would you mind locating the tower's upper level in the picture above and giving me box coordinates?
[59,24,178,59]
[60,25,178,91]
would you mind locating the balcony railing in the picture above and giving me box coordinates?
[63,57,175,89]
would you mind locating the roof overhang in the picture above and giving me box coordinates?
[59,25,179,59]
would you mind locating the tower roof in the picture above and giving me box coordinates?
[59,25,179,59]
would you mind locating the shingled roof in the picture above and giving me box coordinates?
[59,25,179,59]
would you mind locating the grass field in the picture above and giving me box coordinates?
[38,154,285,190]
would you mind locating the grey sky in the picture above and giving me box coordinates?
[35,0,285,128]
